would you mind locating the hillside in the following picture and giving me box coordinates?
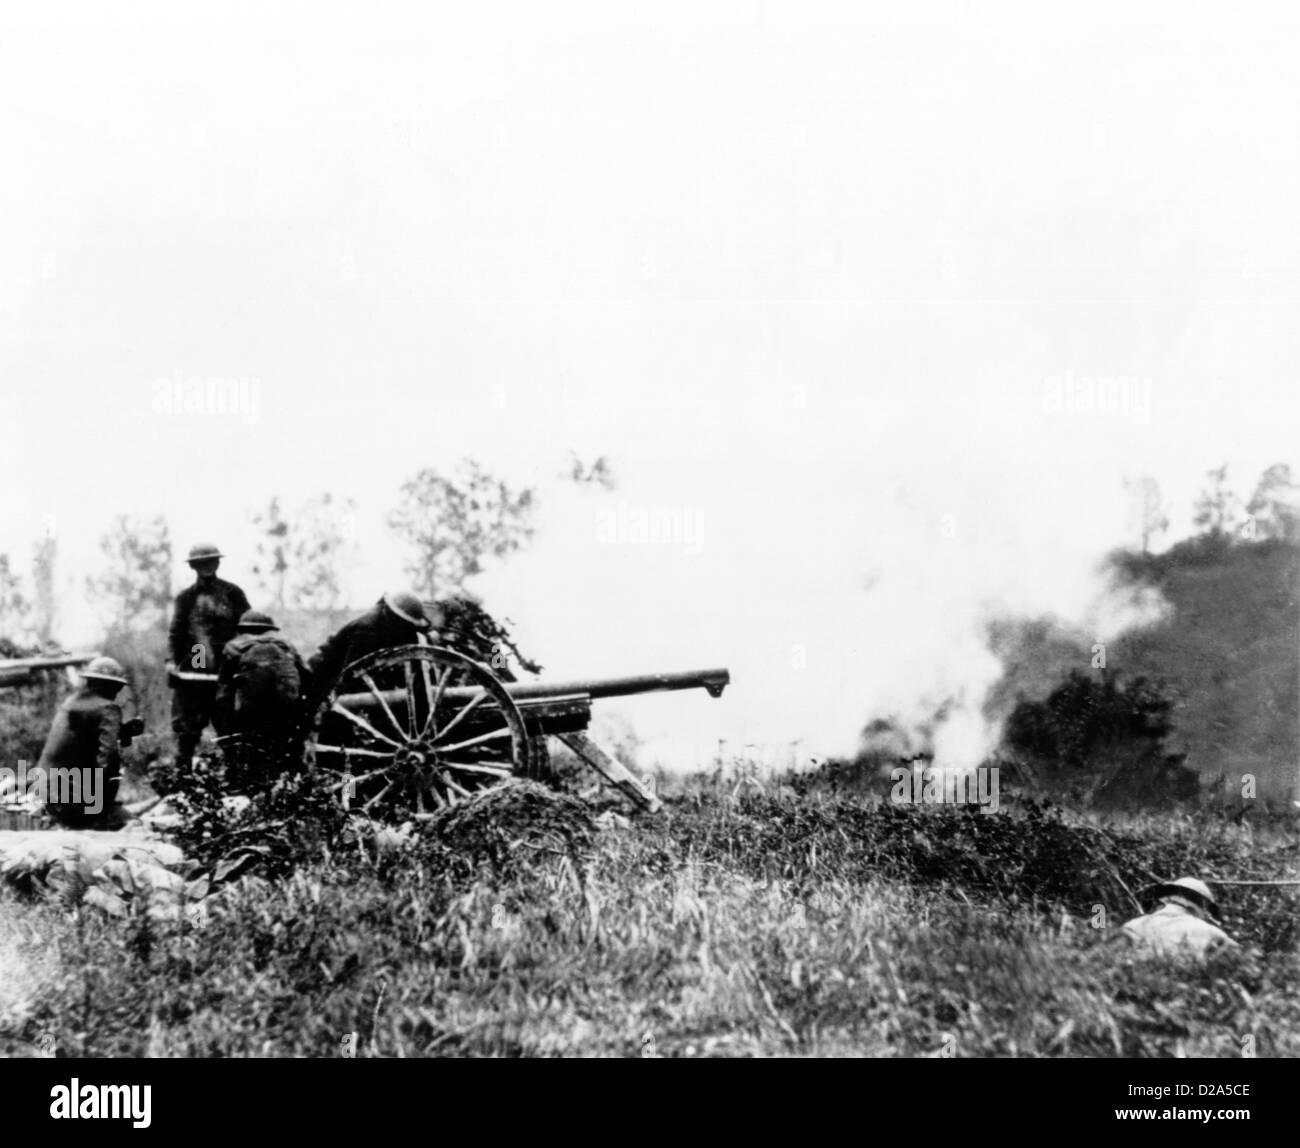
[987,537,1299,806]
[1109,537,1299,803]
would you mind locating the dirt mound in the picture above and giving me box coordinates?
[421,779,596,876]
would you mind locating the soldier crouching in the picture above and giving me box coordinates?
[35,656,143,828]
[215,610,311,791]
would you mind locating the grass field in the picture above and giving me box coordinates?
[2,779,1297,1059]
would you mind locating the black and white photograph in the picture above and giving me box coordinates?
[0,0,1296,1113]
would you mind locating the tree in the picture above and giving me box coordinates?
[388,460,536,598]
[87,515,173,634]
[563,451,616,490]
[1246,462,1300,543]
[31,532,57,646]
[1192,464,1244,539]
[251,497,291,611]
[1001,669,1197,808]
[290,493,357,611]
[1124,475,1170,553]
[251,493,358,612]
[0,553,27,637]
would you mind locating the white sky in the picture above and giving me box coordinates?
[2,1,1298,766]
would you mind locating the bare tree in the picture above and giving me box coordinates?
[1124,475,1170,553]
[252,493,358,612]
[388,460,536,599]
[87,515,173,634]
[0,553,27,637]
[1192,463,1243,539]
[31,532,58,646]
[251,496,291,611]
[563,451,616,490]
[289,493,358,611]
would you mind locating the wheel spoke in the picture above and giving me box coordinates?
[433,691,486,743]
[324,767,390,790]
[437,727,511,754]
[402,660,417,738]
[362,779,398,811]
[418,664,452,740]
[331,703,404,749]
[361,672,407,740]
[416,659,436,738]
[444,775,472,798]
[438,761,512,777]
[314,745,393,760]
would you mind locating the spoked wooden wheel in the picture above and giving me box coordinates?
[309,645,533,817]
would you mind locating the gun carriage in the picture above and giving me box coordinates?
[308,644,729,815]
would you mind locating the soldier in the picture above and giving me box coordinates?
[306,591,435,705]
[35,656,143,828]
[1121,876,1238,959]
[216,610,311,788]
[168,542,250,771]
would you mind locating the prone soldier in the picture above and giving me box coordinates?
[1121,876,1238,959]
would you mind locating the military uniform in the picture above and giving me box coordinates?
[1121,902,1238,959]
[36,688,122,827]
[216,626,310,786]
[306,596,431,703]
[169,575,250,769]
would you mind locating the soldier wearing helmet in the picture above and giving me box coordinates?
[34,656,143,827]
[305,591,436,706]
[216,610,311,788]
[167,542,251,772]
[1121,876,1238,959]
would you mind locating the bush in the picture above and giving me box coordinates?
[1002,670,1198,809]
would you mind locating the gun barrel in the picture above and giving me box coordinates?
[0,653,98,673]
[0,653,98,687]
[502,667,730,702]
[336,667,730,714]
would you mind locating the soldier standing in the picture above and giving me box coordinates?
[168,542,250,772]
[216,610,311,787]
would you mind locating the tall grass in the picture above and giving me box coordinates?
[2,789,1295,1058]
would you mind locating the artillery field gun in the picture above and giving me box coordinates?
[310,643,730,815]
[1,608,730,820]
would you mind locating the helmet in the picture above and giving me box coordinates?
[1143,876,1220,919]
[237,610,279,632]
[382,591,432,631]
[187,542,224,564]
[81,656,128,685]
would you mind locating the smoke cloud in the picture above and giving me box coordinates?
[475,449,1170,773]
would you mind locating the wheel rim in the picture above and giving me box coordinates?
[309,645,531,815]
